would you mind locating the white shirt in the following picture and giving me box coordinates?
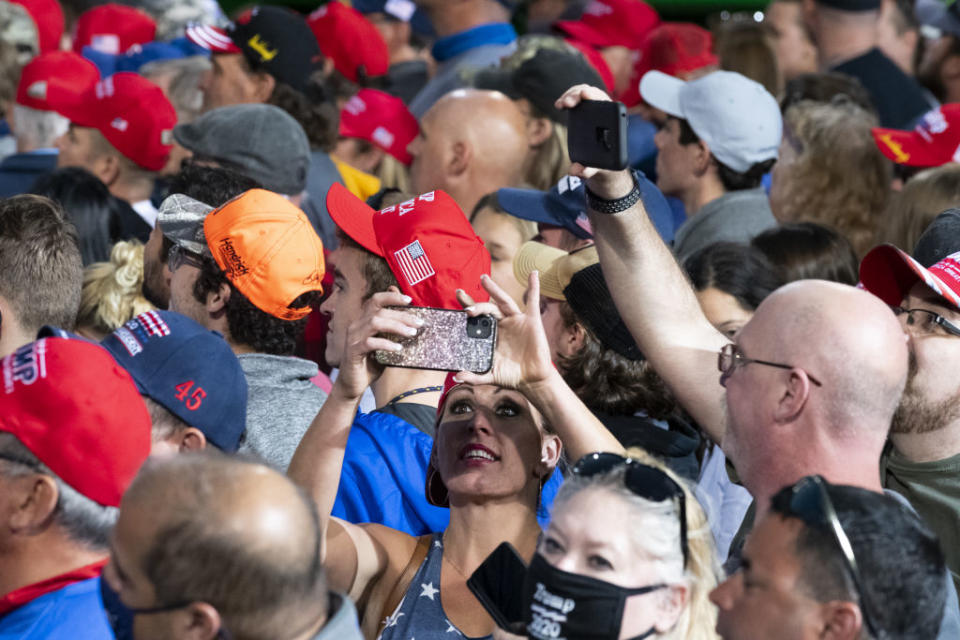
[131,199,159,228]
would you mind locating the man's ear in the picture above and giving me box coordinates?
[251,71,276,103]
[447,140,471,178]
[773,369,813,424]
[177,428,208,452]
[9,474,59,534]
[526,116,553,148]
[177,601,222,640]
[96,152,121,186]
[692,139,713,176]
[206,281,232,315]
[819,600,863,640]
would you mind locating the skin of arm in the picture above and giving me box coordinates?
[553,84,731,445]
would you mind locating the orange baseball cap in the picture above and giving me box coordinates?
[203,189,325,321]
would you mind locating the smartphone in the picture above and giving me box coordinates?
[567,99,628,170]
[373,306,496,374]
[467,542,528,630]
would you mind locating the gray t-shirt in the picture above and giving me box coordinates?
[671,187,777,263]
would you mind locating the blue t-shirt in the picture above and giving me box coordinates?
[0,577,112,640]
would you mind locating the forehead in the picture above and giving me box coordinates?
[906,281,960,316]
[743,515,805,584]
[446,384,527,406]
[332,244,368,280]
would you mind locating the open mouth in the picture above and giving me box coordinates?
[459,443,500,463]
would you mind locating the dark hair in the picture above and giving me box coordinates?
[684,242,783,311]
[751,222,859,285]
[0,195,83,332]
[192,256,316,355]
[919,35,960,103]
[268,73,339,152]
[676,118,775,191]
[30,167,129,265]
[780,72,877,118]
[335,232,399,299]
[770,483,945,639]
[555,301,675,418]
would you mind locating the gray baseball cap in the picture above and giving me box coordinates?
[173,103,310,195]
[157,193,214,255]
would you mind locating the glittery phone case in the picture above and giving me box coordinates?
[373,306,496,374]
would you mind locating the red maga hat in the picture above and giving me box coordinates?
[73,3,156,55]
[860,244,960,311]
[307,2,389,83]
[339,89,418,165]
[621,22,718,106]
[0,338,151,507]
[326,185,491,308]
[15,51,99,113]
[871,104,960,168]
[10,0,63,53]
[184,23,241,53]
[57,72,176,172]
[565,39,616,93]
[555,0,660,50]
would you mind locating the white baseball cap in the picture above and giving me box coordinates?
[640,69,782,173]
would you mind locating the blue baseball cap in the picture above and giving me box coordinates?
[497,176,594,240]
[100,310,248,452]
[82,37,208,77]
[350,0,435,36]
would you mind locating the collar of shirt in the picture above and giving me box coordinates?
[0,560,106,617]
[430,22,517,63]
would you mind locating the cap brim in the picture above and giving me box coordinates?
[860,244,960,310]
[496,188,562,226]
[326,183,382,255]
[871,127,947,167]
[185,24,241,53]
[473,67,520,99]
[555,20,614,49]
[639,70,685,118]
[513,241,569,301]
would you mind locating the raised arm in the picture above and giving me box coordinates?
[554,85,731,445]
[456,273,624,461]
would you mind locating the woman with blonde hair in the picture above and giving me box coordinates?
[75,240,153,340]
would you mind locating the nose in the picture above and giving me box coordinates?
[466,409,493,436]
[709,573,741,610]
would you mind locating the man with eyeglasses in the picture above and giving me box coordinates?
[555,83,960,637]
[711,475,947,639]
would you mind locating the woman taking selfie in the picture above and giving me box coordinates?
[289,272,624,640]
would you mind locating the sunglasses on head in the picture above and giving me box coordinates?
[572,452,688,569]
[782,475,879,639]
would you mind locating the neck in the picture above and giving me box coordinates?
[108,178,154,205]
[426,1,509,38]
[229,341,258,356]
[0,323,33,360]
[443,497,542,574]
[371,367,447,408]
[682,177,726,217]
[0,536,106,597]
[891,423,960,463]
[816,24,876,69]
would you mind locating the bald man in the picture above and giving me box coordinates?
[408,89,530,215]
[557,83,960,637]
[101,453,362,640]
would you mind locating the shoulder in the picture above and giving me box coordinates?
[0,578,113,640]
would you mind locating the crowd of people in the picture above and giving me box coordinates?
[1,0,960,638]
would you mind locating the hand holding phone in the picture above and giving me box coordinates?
[567,98,628,171]
[373,306,497,373]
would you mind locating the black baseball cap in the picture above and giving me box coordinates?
[815,0,881,10]
[474,48,604,124]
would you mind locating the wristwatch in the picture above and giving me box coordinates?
[584,170,642,215]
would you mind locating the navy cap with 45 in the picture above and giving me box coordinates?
[497,176,594,240]
[100,310,248,452]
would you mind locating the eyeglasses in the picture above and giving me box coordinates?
[167,244,204,271]
[572,452,688,568]
[891,306,960,338]
[717,343,823,387]
[782,476,879,638]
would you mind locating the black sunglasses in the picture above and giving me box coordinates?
[783,476,879,638]
[572,452,688,569]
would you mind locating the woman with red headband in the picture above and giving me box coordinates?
[290,272,623,640]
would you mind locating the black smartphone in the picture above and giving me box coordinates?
[467,542,528,630]
[373,306,496,374]
[567,99,628,171]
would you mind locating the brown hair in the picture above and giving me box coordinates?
[772,99,891,257]
[877,164,960,253]
[716,22,782,96]
[0,195,83,332]
[335,232,400,299]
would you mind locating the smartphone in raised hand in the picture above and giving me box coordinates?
[567,99,629,171]
[373,306,496,374]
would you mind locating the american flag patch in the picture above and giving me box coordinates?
[394,240,435,286]
[139,310,171,338]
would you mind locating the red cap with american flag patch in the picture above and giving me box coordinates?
[871,104,960,168]
[373,191,491,309]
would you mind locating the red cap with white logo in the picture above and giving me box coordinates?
[15,51,99,113]
[73,3,156,55]
[555,0,660,50]
[339,89,419,165]
[860,244,960,310]
[307,2,389,83]
[55,72,176,171]
[326,184,490,308]
[10,0,64,53]
[871,104,960,168]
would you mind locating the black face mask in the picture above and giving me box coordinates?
[99,576,201,640]
[523,553,666,640]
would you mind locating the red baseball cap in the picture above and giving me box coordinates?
[10,0,63,53]
[203,189,325,321]
[307,2,388,83]
[555,0,660,50]
[183,23,241,53]
[15,51,99,113]
[871,104,960,168]
[0,338,151,507]
[339,89,419,165]
[566,39,616,94]
[621,22,718,107]
[860,244,960,311]
[326,185,491,308]
[73,3,156,55]
[56,72,176,172]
